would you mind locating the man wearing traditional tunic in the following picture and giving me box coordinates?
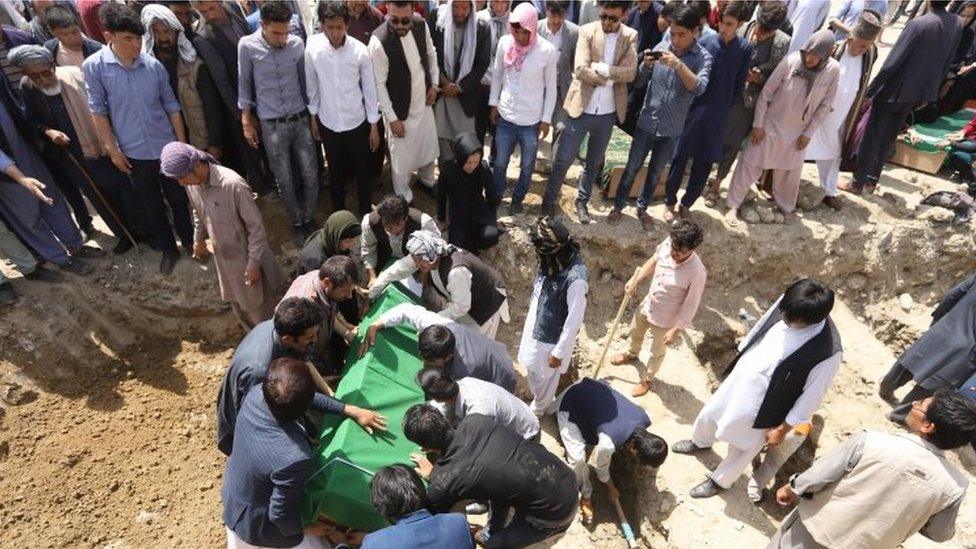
[369,0,440,204]
[786,0,830,54]
[672,279,843,499]
[517,217,587,415]
[725,30,839,225]
[369,230,509,338]
[805,10,879,211]
[161,142,285,331]
[428,0,490,164]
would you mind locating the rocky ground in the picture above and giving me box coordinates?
[2,17,976,549]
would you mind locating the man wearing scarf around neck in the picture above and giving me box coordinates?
[429,0,491,164]
[725,29,839,226]
[517,216,588,416]
[161,141,285,331]
[369,229,509,339]
[488,2,558,215]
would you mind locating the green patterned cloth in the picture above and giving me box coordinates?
[900,108,975,153]
[300,283,425,532]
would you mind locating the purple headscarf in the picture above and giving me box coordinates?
[160,141,215,179]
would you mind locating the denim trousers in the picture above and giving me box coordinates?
[492,118,539,203]
[613,128,677,210]
[543,112,616,207]
[260,114,320,226]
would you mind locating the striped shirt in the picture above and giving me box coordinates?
[636,39,712,137]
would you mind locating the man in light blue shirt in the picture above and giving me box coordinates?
[828,0,887,40]
[238,1,319,246]
[83,2,191,275]
[605,4,711,231]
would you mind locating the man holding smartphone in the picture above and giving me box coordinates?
[605,4,711,231]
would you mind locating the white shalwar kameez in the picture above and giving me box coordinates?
[369,31,439,203]
[517,276,588,415]
[806,50,864,196]
[690,298,842,488]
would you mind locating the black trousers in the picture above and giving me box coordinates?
[55,154,146,241]
[853,100,915,188]
[321,120,375,216]
[49,159,93,231]
[127,158,193,252]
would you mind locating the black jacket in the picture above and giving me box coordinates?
[43,36,102,62]
[427,10,491,117]
[436,133,497,250]
[427,414,578,530]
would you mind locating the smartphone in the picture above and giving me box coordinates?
[644,49,663,60]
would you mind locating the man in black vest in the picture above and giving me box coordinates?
[406,408,578,548]
[367,0,440,204]
[368,230,508,339]
[554,378,667,523]
[672,278,843,498]
[360,193,440,289]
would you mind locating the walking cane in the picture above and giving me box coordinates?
[63,148,138,249]
[611,496,639,549]
[592,292,632,378]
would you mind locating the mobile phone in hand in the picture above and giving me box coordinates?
[644,49,663,60]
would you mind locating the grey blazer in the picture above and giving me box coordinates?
[538,19,579,124]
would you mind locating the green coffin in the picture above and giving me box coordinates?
[300,283,425,532]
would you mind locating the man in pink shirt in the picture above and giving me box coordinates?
[611,219,707,397]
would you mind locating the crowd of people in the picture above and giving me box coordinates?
[2,0,976,548]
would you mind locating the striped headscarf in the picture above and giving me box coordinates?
[406,230,456,263]
[530,216,579,277]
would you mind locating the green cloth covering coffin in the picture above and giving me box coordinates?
[900,108,975,153]
[300,283,425,532]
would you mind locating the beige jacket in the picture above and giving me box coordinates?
[796,431,968,549]
[562,21,637,123]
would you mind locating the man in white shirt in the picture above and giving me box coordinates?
[368,0,439,204]
[541,0,636,217]
[488,2,557,215]
[673,279,843,499]
[551,378,667,523]
[306,1,380,216]
[417,366,539,439]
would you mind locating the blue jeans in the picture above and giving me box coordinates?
[492,118,539,203]
[260,114,320,226]
[613,129,678,210]
[544,112,616,207]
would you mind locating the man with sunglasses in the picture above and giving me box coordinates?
[770,390,975,548]
[542,0,637,220]
[368,0,440,204]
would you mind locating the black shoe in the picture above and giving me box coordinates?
[112,238,134,255]
[72,245,106,259]
[81,224,100,242]
[61,259,94,276]
[541,202,556,217]
[417,181,437,197]
[672,439,708,455]
[24,266,64,283]
[690,478,723,499]
[508,201,524,215]
[0,282,18,305]
[159,250,180,275]
[575,202,590,224]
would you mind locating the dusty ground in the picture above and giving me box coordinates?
[2,16,976,549]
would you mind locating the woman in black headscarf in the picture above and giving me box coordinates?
[436,132,500,254]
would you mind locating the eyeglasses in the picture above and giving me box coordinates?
[599,13,620,23]
[389,16,412,26]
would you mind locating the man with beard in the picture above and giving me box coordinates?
[142,4,227,165]
[368,0,440,204]
[428,0,491,164]
[12,44,142,254]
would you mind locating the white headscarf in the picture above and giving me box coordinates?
[437,0,478,83]
[140,4,197,63]
[406,230,455,262]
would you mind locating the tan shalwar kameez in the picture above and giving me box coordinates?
[727,51,839,213]
[189,164,285,329]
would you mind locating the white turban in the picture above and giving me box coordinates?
[141,4,197,63]
[406,230,455,262]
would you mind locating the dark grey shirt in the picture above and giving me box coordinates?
[237,30,307,119]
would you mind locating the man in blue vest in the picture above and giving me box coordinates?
[553,378,668,523]
[517,216,589,415]
[672,278,843,499]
